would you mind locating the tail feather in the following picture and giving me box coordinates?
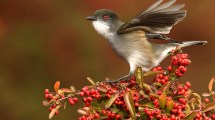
[179,41,208,47]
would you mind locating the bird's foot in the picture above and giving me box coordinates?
[105,74,132,84]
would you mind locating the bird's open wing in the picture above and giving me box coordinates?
[117,0,186,34]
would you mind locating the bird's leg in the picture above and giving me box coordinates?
[105,74,132,84]
[146,34,183,44]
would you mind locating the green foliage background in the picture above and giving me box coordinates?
[0,0,214,119]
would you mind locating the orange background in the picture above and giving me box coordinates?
[0,0,214,119]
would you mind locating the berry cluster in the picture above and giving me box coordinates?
[169,53,190,77]
[175,81,191,96]
[153,66,170,85]
[153,52,191,85]
[43,50,215,120]
[44,89,60,115]
[79,86,101,107]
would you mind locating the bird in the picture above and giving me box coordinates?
[86,0,207,82]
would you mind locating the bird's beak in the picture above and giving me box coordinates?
[86,16,96,21]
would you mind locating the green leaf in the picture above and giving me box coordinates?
[42,100,49,106]
[166,99,173,113]
[60,88,72,93]
[149,93,159,98]
[202,92,211,97]
[110,105,120,113]
[117,108,129,118]
[159,93,167,109]
[185,104,191,116]
[208,77,215,92]
[143,83,153,93]
[105,93,119,109]
[64,102,66,109]
[100,114,108,119]
[86,77,96,85]
[77,107,90,116]
[49,105,62,119]
[202,102,215,113]
[124,91,136,119]
[135,67,143,89]
[186,90,193,98]
[70,85,76,93]
[192,93,201,104]
[185,111,197,120]
[190,101,195,110]
[97,84,108,93]
[139,102,154,109]
[153,82,162,87]
[159,82,170,94]
[143,71,162,77]
[139,112,147,120]
[139,90,148,98]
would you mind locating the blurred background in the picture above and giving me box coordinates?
[0,0,214,119]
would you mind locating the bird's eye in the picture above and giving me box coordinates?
[102,15,109,20]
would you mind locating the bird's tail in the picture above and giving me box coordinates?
[178,41,208,48]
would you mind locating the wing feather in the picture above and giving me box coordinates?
[118,0,186,34]
[151,0,176,12]
[142,0,163,14]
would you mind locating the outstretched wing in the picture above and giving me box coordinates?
[117,0,186,34]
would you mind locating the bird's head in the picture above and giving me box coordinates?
[86,9,120,38]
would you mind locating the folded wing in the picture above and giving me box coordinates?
[117,0,186,34]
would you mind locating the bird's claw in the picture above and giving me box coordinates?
[104,74,132,85]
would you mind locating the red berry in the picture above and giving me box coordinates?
[83,97,87,103]
[85,102,90,107]
[164,76,169,81]
[44,89,49,94]
[174,103,178,108]
[73,97,79,103]
[185,81,191,88]
[87,97,92,102]
[204,98,210,103]
[168,66,172,71]
[102,110,107,114]
[111,113,115,118]
[172,61,178,66]
[68,97,73,101]
[69,100,75,105]
[157,66,162,71]
[177,58,182,63]
[181,54,188,59]
[171,56,177,61]
[134,102,139,107]
[82,86,88,92]
[175,69,181,75]
[79,92,85,97]
[157,91,162,95]
[115,114,121,119]
[94,113,100,118]
[85,91,90,96]
[179,66,186,73]
[159,74,164,79]
[48,94,53,99]
[181,59,191,66]
[45,94,49,99]
[179,98,186,104]
[211,114,215,119]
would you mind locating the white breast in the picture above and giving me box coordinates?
[92,21,114,39]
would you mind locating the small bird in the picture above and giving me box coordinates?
[86,0,207,81]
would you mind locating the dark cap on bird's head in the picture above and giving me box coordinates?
[86,9,119,22]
